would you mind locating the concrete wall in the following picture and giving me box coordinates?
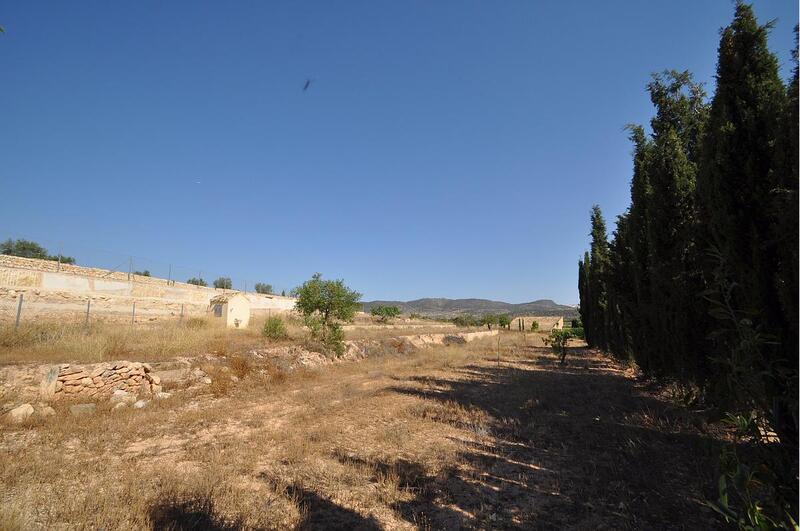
[0,255,295,323]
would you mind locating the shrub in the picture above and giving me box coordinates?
[133,270,151,277]
[213,277,232,289]
[530,321,539,331]
[262,316,288,340]
[186,277,207,287]
[370,305,401,323]
[571,318,582,328]
[498,315,511,329]
[255,283,273,295]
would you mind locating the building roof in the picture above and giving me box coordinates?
[209,292,248,304]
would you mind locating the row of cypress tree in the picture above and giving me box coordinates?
[578,3,797,522]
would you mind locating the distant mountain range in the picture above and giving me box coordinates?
[361,298,578,318]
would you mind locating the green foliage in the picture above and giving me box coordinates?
[262,316,288,341]
[281,290,286,296]
[451,315,478,327]
[213,277,232,289]
[1,238,75,264]
[571,319,581,328]
[186,277,207,287]
[530,320,539,331]
[479,314,499,330]
[548,329,572,363]
[370,305,401,322]
[293,273,361,356]
[497,315,511,329]
[577,5,798,526]
[133,270,150,277]
[254,283,273,295]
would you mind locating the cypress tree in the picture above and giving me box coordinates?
[696,1,793,441]
[587,205,610,350]
[643,72,707,379]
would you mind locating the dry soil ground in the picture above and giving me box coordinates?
[0,334,726,530]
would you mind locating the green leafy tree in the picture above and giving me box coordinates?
[293,273,361,355]
[186,277,207,287]
[133,270,151,277]
[370,305,401,323]
[255,283,273,295]
[213,277,232,289]
[480,314,499,330]
[497,314,511,329]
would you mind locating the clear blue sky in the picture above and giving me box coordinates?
[1,1,796,303]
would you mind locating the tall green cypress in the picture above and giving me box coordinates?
[587,205,610,350]
[624,125,656,373]
[643,72,707,379]
[577,252,590,337]
[696,1,793,441]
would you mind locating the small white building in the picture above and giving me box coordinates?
[209,292,251,328]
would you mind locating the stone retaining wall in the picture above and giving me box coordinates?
[40,360,163,401]
[0,255,296,323]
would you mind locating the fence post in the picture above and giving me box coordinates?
[85,298,91,326]
[14,293,23,330]
[180,304,184,322]
[131,302,136,325]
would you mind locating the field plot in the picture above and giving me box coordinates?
[0,332,725,530]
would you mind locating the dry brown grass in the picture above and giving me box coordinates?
[0,317,291,365]
[0,333,725,529]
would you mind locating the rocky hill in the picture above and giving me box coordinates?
[361,298,578,318]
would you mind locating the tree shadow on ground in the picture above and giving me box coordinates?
[257,473,382,531]
[383,348,727,530]
[149,495,243,530]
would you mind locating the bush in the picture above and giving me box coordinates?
[186,277,207,287]
[370,305,401,322]
[213,277,232,289]
[133,270,151,277]
[571,318,581,328]
[569,327,585,339]
[255,283,273,294]
[498,315,511,329]
[530,321,539,331]
[262,316,288,340]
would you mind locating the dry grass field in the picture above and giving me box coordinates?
[0,331,727,530]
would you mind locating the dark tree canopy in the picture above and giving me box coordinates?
[1,238,75,264]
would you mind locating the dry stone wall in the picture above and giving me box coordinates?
[40,361,163,401]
